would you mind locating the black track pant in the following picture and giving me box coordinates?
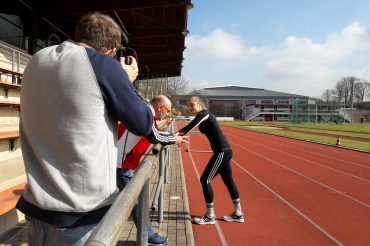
[200,148,239,203]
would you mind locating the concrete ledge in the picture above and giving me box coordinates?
[0,157,25,190]
[0,175,26,193]
[0,208,24,236]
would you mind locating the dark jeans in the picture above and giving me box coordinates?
[116,168,156,238]
[26,216,96,246]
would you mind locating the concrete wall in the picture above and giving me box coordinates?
[0,139,21,160]
[0,108,19,124]
[340,109,370,123]
[0,88,20,101]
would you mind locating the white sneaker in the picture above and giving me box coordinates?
[194,215,215,225]
[223,213,244,223]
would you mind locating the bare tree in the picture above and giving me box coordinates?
[167,76,189,109]
[321,76,370,110]
[332,80,345,104]
[188,87,203,95]
[167,76,189,95]
[344,76,355,107]
[354,80,369,103]
[332,76,356,107]
[321,89,332,103]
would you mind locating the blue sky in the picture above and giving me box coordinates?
[182,0,370,98]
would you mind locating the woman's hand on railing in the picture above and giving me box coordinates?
[175,135,188,146]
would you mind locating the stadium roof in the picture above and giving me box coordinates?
[1,0,192,79]
[197,86,308,99]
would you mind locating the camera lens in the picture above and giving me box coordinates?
[124,56,132,65]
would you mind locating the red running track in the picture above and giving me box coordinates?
[177,121,370,246]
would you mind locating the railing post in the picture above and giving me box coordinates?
[150,146,165,212]
[164,146,168,184]
[158,145,167,222]
[137,179,150,246]
[17,51,21,73]
[11,51,16,83]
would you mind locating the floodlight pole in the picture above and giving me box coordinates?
[351,79,355,111]
[343,100,346,124]
[315,99,318,124]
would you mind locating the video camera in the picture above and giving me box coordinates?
[115,33,138,65]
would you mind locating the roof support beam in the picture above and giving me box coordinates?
[33,0,192,16]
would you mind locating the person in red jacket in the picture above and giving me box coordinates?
[117,95,186,245]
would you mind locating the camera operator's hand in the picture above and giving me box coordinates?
[120,56,139,82]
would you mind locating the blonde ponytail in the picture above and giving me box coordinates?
[189,96,206,110]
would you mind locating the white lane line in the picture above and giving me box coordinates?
[232,159,344,246]
[229,135,370,184]
[231,141,370,208]
[227,129,370,169]
[188,150,228,246]
[226,127,370,162]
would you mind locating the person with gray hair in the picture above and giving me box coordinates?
[117,95,187,244]
[17,12,153,246]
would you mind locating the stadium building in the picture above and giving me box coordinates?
[175,85,370,123]
[176,85,309,121]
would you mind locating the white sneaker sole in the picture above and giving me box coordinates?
[223,216,245,223]
[194,217,215,225]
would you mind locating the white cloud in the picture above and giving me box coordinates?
[352,65,370,79]
[186,78,213,90]
[184,22,370,97]
[262,22,370,96]
[267,22,369,67]
[185,28,267,59]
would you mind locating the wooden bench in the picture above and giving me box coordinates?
[0,101,20,107]
[0,81,21,90]
[0,181,26,236]
[0,182,25,216]
[0,131,19,151]
[0,131,19,140]
[0,67,22,85]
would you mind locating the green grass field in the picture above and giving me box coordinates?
[221,121,370,152]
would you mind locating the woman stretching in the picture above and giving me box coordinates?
[177,96,244,225]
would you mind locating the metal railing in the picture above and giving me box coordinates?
[150,143,170,222]
[85,119,176,246]
[85,160,152,246]
[0,41,31,73]
[147,119,175,222]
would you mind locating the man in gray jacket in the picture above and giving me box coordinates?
[16,12,153,246]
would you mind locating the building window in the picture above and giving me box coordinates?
[209,100,241,118]
[245,100,256,105]
[178,99,187,106]
[261,99,274,104]
[277,99,289,104]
